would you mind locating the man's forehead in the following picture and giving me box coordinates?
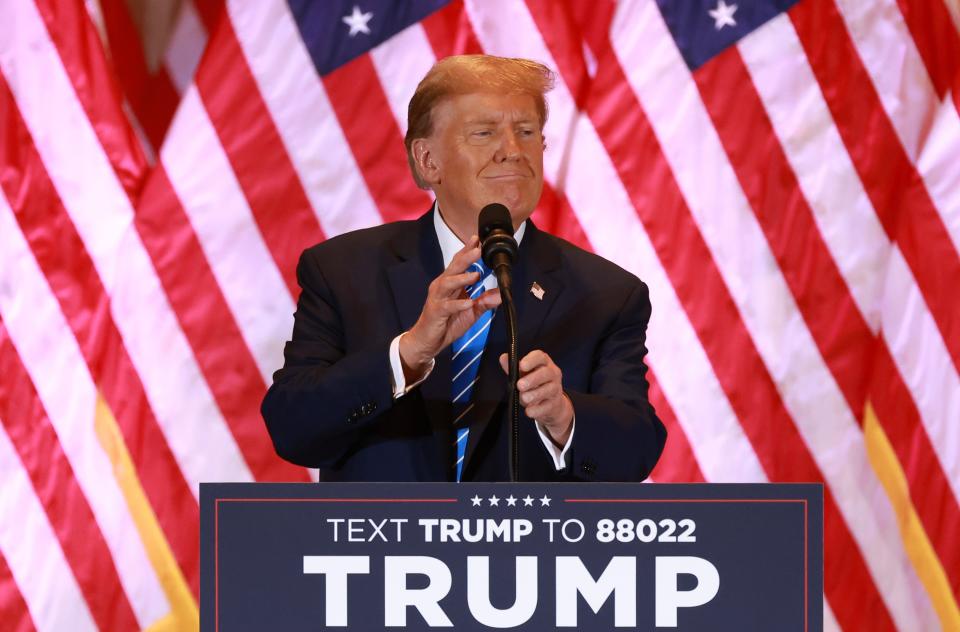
[434,92,539,123]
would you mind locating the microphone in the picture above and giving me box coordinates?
[478,203,518,292]
[477,203,522,482]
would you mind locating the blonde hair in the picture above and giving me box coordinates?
[404,55,555,188]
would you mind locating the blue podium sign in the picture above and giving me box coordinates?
[201,483,822,631]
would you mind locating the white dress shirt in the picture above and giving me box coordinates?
[387,205,574,470]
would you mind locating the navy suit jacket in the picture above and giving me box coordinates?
[261,210,666,481]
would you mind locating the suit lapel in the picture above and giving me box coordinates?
[385,211,455,479]
[462,221,565,477]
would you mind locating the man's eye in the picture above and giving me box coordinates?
[472,130,492,137]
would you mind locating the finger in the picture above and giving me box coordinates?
[519,381,559,406]
[518,349,551,373]
[475,288,502,310]
[446,235,482,275]
[499,353,509,374]
[517,365,557,391]
[434,271,480,296]
[439,298,476,314]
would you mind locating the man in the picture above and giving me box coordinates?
[261,55,665,481]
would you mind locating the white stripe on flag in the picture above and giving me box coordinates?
[0,191,169,628]
[0,422,97,632]
[611,1,937,627]
[0,0,254,493]
[917,92,960,256]
[227,0,386,237]
[369,22,437,136]
[162,87,295,383]
[738,15,890,330]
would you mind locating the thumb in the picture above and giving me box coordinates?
[499,352,509,374]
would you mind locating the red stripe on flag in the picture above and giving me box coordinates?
[421,1,484,57]
[323,54,433,222]
[192,0,225,36]
[586,45,896,631]
[532,182,593,252]
[32,0,149,193]
[895,0,960,98]
[0,545,37,632]
[869,343,960,597]
[0,74,201,596]
[790,0,960,375]
[196,18,326,296]
[0,322,139,632]
[648,373,706,483]
[98,0,179,149]
[136,166,310,483]
[525,1,592,107]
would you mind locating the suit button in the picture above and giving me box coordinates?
[581,460,596,475]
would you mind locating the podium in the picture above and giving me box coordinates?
[201,483,822,631]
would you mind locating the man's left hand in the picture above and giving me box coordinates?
[499,350,573,447]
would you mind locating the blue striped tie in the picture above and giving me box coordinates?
[451,260,495,481]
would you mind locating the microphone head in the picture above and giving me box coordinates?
[478,203,513,241]
[478,203,518,269]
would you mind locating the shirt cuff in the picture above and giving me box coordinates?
[536,416,575,471]
[389,333,434,399]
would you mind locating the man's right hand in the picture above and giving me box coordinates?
[399,235,502,382]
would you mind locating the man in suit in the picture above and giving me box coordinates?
[261,55,665,481]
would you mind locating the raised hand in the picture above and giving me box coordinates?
[399,236,501,380]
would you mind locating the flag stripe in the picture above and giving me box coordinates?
[0,550,36,632]
[0,77,202,597]
[160,88,295,385]
[0,322,142,631]
[227,0,385,237]
[420,1,484,57]
[164,0,208,93]
[647,373,706,483]
[196,17,327,296]
[0,423,97,632]
[369,22,437,137]
[790,0,960,374]
[323,53,434,222]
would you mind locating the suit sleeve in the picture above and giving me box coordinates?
[562,280,667,481]
[260,249,396,468]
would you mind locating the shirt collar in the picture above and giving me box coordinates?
[433,202,527,268]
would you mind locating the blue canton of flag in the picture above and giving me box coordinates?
[286,0,452,75]
[656,0,801,70]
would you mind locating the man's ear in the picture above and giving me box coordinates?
[412,138,441,185]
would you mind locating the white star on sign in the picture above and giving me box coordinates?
[708,0,738,30]
[506,495,518,507]
[488,495,500,507]
[539,495,551,507]
[342,5,373,37]
[471,495,483,507]
[523,495,535,507]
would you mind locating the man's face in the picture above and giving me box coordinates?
[423,92,544,231]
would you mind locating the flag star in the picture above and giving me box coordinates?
[523,495,535,507]
[539,495,551,507]
[488,495,500,507]
[708,0,737,30]
[471,495,483,507]
[342,5,373,37]
[506,495,518,507]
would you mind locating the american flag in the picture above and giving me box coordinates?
[1,0,958,629]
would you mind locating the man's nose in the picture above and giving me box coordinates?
[494,130,522,161]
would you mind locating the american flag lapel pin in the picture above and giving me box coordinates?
[530,282,545,301]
